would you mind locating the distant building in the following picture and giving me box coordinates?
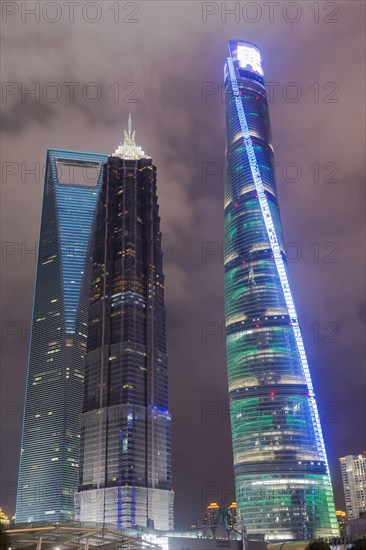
[0,508,10,526]
[203,502,237,530]
[340,453,366,520]
[203,503,220,527]
[335,510,347,537]
[228,503,237,531]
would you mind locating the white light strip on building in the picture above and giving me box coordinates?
[226,56,329,471]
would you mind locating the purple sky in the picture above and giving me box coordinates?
[1,0,365,528]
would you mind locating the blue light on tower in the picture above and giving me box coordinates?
[224,41,339,540]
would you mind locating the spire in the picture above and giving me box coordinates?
[124,113,135,143]
[113,113,150,160]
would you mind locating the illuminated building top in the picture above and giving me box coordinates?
[113,113,150,160]
[228,40,264,76]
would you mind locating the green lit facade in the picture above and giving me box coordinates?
[224,41,339,541]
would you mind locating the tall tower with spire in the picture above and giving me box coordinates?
[76,116,174,530]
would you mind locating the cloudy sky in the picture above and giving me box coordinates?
[1,0,365,528]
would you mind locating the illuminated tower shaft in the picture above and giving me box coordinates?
[76,119,174,530]
[224,41,339,541]
[16,149,107,523]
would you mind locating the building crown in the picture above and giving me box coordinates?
[113,113,150,160]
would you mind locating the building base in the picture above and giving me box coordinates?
[75,486,174,531]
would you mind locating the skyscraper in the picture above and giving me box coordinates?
[224,41,339,540]
[16,149,108,523]
[340,453,366,520]
[76,117,174,530]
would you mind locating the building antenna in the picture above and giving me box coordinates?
[128,112,132,139]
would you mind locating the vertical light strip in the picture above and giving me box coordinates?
[227,56,329,472]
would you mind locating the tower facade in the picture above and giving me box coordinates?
[16,149,107,523]
[224,41,339,540]
[76,118,174,530]
[340,453,366,520]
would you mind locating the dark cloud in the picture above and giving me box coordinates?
[1,101,54,134]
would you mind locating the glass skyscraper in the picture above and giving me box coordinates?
[16,149,108,523]
[224,41,339,540]
[75,117,174,530]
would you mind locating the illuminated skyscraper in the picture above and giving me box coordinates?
[76,117,174,530]
[16,149,107,523]
[224,41,339,540]
[340,453,366,520]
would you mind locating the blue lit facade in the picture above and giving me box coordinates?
[16,149,107,523]
[224,42,339,540]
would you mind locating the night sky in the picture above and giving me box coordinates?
[1,0,365,529]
